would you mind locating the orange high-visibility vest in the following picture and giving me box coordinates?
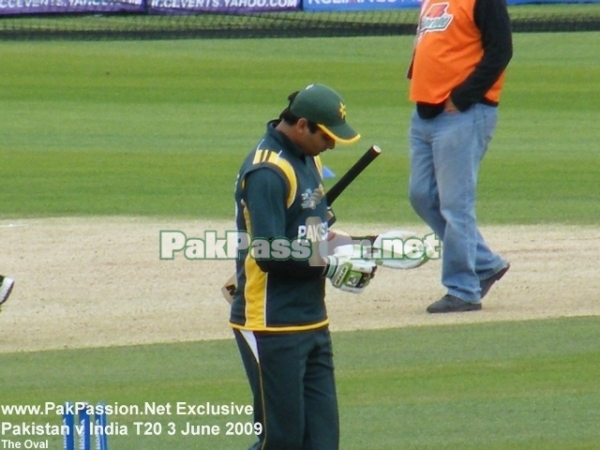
[409,0,506,104]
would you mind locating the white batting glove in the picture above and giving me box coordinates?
[324,254,377,294]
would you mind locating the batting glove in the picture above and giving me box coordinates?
[324,254,377,294]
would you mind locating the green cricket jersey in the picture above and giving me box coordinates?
[230,121,331,332]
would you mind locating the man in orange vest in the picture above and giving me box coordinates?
[407,0,513,313]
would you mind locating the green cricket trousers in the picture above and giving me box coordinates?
[234,326,339,450]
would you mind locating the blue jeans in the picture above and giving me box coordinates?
[409,104,507,303]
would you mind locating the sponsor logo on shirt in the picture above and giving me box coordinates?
[417,1,453,41]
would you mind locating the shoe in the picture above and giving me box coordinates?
[480,263,510,299]
[0,276,15,306]
[426,294,482,314]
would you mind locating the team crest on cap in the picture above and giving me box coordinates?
[339,103,347,120]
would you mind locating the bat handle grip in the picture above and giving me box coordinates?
[326,207,336,227]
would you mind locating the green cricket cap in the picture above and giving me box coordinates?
[290,84,361,144]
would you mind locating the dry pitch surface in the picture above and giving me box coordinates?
[0,217,599,353]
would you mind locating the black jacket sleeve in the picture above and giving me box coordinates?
[243,168,325,280]
[451,0,513,111]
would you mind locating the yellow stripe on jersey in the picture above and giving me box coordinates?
[264,150,297,209]
[242,203,268,328]
[230,319,330,333]
[252,149,267,165]
[244,257,268,329]
[251,149,298,209]
[313,155,324,180]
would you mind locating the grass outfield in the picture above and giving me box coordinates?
[1,317,599,449]
[0,34,598,449]
[1,33,599,223]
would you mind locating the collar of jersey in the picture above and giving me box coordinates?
[267,120,306,161]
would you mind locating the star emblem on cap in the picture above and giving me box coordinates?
[339,103,347,120]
